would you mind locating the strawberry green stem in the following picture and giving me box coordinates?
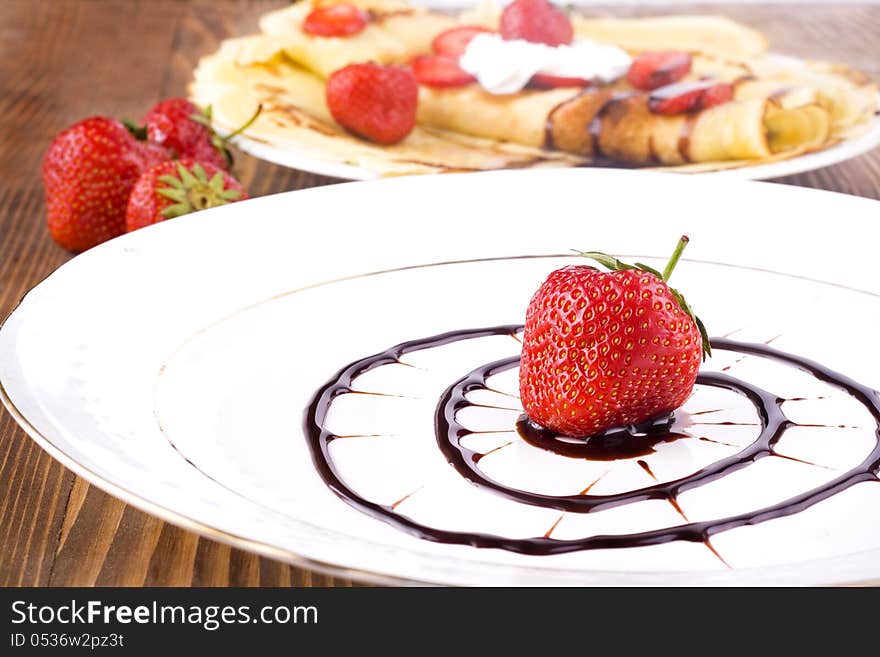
[122,118,147,140]
[220,104,263,144]
[662,235,689,282]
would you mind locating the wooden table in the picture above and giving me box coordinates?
[1,1,878,587]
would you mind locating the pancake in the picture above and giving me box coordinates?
[189,0,877,176]
[191,37,586,176]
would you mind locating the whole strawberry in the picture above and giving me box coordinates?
[500,0,574,47]
[519,237,709,437]
[125,159,246,232]
[142,98,262,171]
[143,98,230,170]
[326,63,418,145]
[42,116,169,252]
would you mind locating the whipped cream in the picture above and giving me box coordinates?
[459,33,632,95]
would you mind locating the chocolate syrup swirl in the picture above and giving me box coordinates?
[515,412,684,460]
[304,326,880,556]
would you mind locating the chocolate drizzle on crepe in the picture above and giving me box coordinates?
[544,73,778,166]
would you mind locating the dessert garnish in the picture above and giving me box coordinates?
[302,3,369,37]
[458,33,631,94]
[411,54,476,88]
[625,51,692,91]
[499,0,573,47]
[432,25,492,57]
[326,63,418,144]
[648,80,734,115]
[519,236,709,437]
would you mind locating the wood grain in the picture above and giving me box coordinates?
[0,0,878,586]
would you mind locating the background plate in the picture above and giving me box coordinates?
[229,101,880,181]
[3,169,880,585]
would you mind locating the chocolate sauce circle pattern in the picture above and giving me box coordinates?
[304,325,880,557]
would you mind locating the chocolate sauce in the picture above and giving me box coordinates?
[515,413,683,460]
[543,89,596,151]
[303,327,880,556]
[586,93,634,156]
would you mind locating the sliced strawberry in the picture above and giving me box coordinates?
[530,73,591,89]
[649,87,704,115]
[411,54,475,88]
[626,51,692,91]
[303,3,369,37]
[432,25,492,57]
[500,0,573,46]
[648,81,734,115]
[699,82,734,109]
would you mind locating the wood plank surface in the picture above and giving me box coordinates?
[0,0,878,586]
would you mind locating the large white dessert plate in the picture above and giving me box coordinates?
[3,169,880,585]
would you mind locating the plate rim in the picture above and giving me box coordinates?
[5,170,880,586]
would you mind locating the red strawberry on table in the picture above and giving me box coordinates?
[142,98,261,171]
[125,159,246,232]
[42,116,170,253]
[519,236,709,437]
[303,3,370,37]
[500,0,574,47]
[326,63,418,144]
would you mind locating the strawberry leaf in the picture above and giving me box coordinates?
[576,236,711,361]
[219,188,243,200]
[160,202,191,218]
[192,163,207,183]
[634,262,664,278]
[574,250,636,272]
[669,287,712,361]
[156,187,187,203]
[177,164,199,188]
[157,174,184,189]
[122,118,147,140]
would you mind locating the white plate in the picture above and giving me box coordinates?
[3,169,880,585]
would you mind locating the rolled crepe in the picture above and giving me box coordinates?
[417,86,581,147]
[572,15,768,61]
[553,90,830,164]
[190,37,586,176]
[419,83,832,165]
